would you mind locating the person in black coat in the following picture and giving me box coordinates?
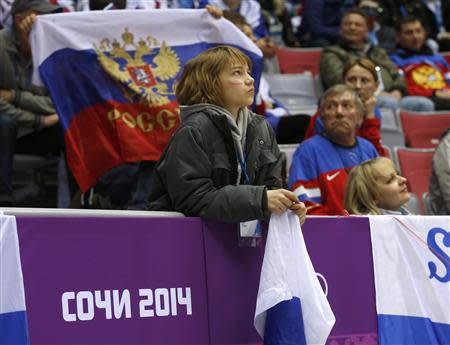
[148,46,306,224]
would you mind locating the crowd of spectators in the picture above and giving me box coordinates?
[0,0,449,217]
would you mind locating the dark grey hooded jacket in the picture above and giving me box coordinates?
[148,104,283,223]
[0,29,55,137]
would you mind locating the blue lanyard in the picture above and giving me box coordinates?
[237,153,251,185]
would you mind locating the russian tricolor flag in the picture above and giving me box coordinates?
[0,213,29,345]
[370,216,450,345]
[254,212,335,345]
[30,9,263,191]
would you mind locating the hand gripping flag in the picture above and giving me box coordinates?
[370,216,450,345]
[0,213,29,345]
[30,9,263,191]
[254,212,336,345]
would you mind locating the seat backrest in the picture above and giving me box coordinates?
[13,154,57,171]
[394,147,435,214]
[399,111,450,148]
[406,193,420,215]
[380,108,399,130]
[276,48,322,75]
[263,73,319,112]
[381,127,405,152]
[408,128,443,148]
[279,143,299,177]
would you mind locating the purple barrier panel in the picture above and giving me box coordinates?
[16,216,209,345]
[202,221,265,344]
[203,217,378,345]
[302,217,378,345]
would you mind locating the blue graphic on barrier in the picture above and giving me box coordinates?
[427,227,450,283]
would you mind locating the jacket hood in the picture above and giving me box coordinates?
[180,103,232,121]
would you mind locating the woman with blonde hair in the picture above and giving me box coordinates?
[344,157,410,215]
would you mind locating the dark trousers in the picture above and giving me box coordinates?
[92,161,155,210]
[0,115,17,204]
[0,114,64,205]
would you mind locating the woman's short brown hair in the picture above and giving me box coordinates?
[343,58,378,82]
[176,45,252,107]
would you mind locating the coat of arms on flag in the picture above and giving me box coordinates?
[95,28,180,106]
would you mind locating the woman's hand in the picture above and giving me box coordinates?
[364,95,377,119]
[267,189,307,225]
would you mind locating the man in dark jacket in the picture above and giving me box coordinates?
[0,0,63,206]
[389,16,450,110]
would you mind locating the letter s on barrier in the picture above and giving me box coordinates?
[62,291,76,322]
[427,227,450,283]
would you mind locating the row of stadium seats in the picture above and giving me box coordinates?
[269,47,450,76]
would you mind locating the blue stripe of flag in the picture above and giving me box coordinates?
[0,310,29,345]
[378,314,450,345]
[264,297,307,345]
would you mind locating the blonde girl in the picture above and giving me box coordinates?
[345,157,410,215]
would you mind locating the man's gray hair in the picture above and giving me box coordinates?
[319,84,365,117]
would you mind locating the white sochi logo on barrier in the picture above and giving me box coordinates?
[61,287,192,322]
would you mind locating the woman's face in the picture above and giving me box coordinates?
[344,64,379,102]
[374,160,410,211]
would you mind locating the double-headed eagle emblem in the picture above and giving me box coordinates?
[95,28,180,106]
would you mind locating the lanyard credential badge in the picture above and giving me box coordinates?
[238,219,263,247]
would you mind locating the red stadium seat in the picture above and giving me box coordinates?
[276,47,322,75]
[394,147,435,214]
[399,111,450,148]
[407,128,443,148]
